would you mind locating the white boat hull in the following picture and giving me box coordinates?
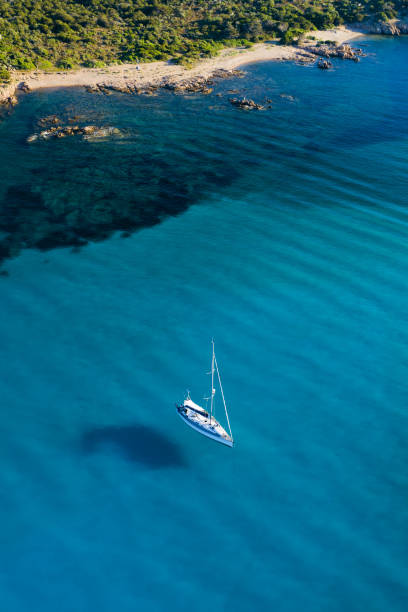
[177,406,233,447]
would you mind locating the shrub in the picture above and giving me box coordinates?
[281,28,305,44]
[56,58,76,69]
[82,59,105,68]
[0,67,11,83]
[97,15,110,27]
[15,57,36,70]
[37,59,54,70]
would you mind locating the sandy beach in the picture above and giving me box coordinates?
[1,26,364,103]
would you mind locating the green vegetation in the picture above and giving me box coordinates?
[0,0,407,71]
[0,65,10,82]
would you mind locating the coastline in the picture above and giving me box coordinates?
[0,27,364,104]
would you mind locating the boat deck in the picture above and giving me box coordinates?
[177,405,233,447]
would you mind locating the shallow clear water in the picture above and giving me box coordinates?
[0,37,407,611]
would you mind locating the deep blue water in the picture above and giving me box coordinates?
[0,37,407,611]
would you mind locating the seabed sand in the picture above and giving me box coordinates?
[1,27,364,102]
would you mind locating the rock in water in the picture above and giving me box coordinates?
[318,59,332,70]
[26,134,39,143]
[26,124,123,143]
[2,95,18,107]
[280,93,296,102]
[309,43,364,63]
[83,126,122,140]
[229,97,265,110]
[18,82,31,93]
[37,115,60,128]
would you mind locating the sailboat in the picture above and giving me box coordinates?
[176,340,234,447]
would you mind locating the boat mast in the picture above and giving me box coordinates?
[214,354,233,441]
[210,339,215,423]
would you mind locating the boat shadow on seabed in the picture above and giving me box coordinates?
[81,424,187,469]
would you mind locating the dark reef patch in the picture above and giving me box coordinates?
[0,166,234,264]
[0,87,246,265]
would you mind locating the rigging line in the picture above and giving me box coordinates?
[214,355,233,440]
[210,340,215,423]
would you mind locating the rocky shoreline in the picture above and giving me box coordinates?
[0,26,365,110]
[0,19,408,112]
[79,43,365,106]
[0,80,33,110]
[17,42,361,118]
[308,43,365,62]
[361,19,408,36]
[0,42,366,121]
[0,20,406,112]
[84,68,245,97]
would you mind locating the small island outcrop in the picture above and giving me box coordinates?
[229,98,265,110]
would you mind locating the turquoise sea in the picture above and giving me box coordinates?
[0,37,407,611]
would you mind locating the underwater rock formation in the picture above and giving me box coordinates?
[0,115,242,265]
[279,93,296,102]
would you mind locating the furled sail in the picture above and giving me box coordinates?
[184,398,208,416]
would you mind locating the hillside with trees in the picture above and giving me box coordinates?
[0,0,407,76]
